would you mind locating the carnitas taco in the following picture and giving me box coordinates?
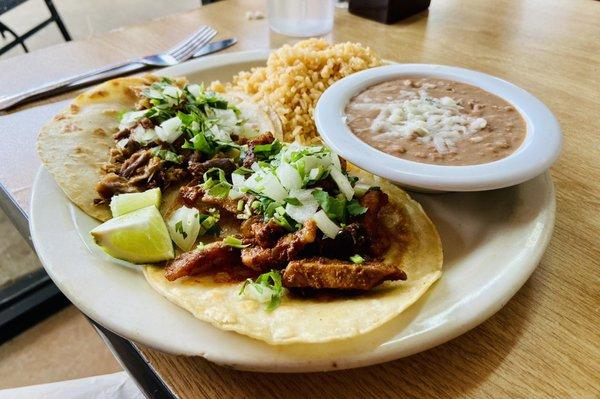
[37,75,442,345]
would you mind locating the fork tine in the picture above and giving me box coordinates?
[166,26,211,57]
[171,28,216,61]
[171,27,216,59]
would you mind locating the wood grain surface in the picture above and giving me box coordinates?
[0,0,598,398]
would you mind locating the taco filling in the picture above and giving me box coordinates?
[163,140,408,304]
[87,77,408,309]
[94,77,265,203]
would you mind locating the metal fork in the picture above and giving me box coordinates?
[0,26,217,111]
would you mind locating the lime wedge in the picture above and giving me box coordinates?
[91,205,174,263]
[109,188,161,217]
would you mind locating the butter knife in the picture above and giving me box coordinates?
[192,38,237,58]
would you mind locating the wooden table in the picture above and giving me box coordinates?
[1,0,598,397]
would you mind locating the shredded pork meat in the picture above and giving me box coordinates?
[188,158,237,180]
[180,184,250,214]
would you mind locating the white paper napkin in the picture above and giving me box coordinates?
[0,371,144,399]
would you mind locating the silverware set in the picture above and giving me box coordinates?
[0,26,236,111]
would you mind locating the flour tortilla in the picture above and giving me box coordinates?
[37,75,282,222]
[144,168,443,345]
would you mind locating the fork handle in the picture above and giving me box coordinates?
[0,60,145,111]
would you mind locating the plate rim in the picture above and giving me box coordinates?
[30,168,556,372]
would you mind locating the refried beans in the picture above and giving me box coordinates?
[344,77,526,165]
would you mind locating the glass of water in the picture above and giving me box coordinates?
[268,0,335,37]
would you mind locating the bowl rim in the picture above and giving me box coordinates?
[314,64,562,191]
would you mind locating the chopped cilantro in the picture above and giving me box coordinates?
[151,147,183,164]
[284,197,302,206]
[350,254,365,264]
[239,270,284,311]
[233,166,253,175]
[347,199,368,217]
[174,221,187,239]
[198,211,220,236]
[312,189,347,223]
[223,235,249,249]
[207,182,231,198]
[116,110,127,122]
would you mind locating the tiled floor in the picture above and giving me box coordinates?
[0,0,204,389]
[0,307,122,389]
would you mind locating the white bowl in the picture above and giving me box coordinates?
[314,64,562,192]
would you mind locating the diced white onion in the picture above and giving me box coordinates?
[241,283,273,304]
[242,173,264,194]
[116,138,129,149]
[229,173,246,199]
[166,206,200,251]
[353,183,371,197]
[231,173,246,190]
[119,110,146,130]
[131,125,158,145]
[330,167,354,200]
[277,162,302,191]
[286,202,318,224]
[213,109,238,134]
[261,174,287,203]
[285,189,319,223]
[300,155,329,174]
[330,153,342,170]
[313,210,341,239]
[207,124,232,143]
[187,84,201,98]
[155,116,183,143]
[163,86,183,99]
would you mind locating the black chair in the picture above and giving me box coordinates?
[0,0,71,56]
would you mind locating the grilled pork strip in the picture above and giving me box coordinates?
[241,220,317,271]
[283,257,406,290]
[164,242,240,281]
[240,216,287,248]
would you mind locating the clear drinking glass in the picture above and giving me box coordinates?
[268,0,335,37]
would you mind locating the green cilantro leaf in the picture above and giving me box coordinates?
[223,235,249,249]
[350,254,365,264]
[284,197,302,206]
[312,189,347,223]
[239,270,284,311]
[347,199,368,217]
[150,147,183,164]
[175,221,188,239]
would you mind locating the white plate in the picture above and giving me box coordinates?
[315,64,562,192]
[30,51,556,372]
